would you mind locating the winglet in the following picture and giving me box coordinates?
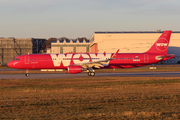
[111,49,119,58]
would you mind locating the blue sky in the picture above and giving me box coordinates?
[0,0,180,38]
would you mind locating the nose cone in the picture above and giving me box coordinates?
[8,61,14,68]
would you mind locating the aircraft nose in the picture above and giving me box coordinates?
[8,61,14,68]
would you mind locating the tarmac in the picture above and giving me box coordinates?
[1,71,180,79]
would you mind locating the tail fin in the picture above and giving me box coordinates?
[145,30,172,54]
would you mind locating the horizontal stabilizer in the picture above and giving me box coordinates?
[156,54,175,60]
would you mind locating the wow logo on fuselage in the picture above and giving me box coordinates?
[50,53,112,67]
[156,38,168,51]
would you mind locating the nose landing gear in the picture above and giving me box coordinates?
[25,73,29,77]
[25,69,29,77]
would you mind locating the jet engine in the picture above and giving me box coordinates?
[66,65,85,74]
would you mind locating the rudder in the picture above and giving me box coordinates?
[145,30,172,54]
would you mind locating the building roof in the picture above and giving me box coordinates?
[52,38,89,44]
[94,31,180,34]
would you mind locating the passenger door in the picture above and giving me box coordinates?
[25,55,29,64]
[144,54,149,63]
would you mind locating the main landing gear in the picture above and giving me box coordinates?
[25,69,29,77]
[87,68,95,76]
[88,72,95,76]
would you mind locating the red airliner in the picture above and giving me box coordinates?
[8,31,174,76]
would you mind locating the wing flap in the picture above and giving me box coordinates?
[78,60,110,68]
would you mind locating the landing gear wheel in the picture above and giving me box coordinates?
[25,73,29,77]
[90,72,95,76]
[88,72,91,76]
[88,72,95,76]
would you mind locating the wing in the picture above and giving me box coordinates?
[74,49,119,69]
[75,59,110,69]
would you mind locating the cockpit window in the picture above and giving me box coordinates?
[14,58,20,61]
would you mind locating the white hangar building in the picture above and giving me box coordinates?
[89,31,180,64]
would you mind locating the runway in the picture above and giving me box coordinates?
[1,71,180,79]
[0,68,22,71]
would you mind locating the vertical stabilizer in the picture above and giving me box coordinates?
[145,30,172,54]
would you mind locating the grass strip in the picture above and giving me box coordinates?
[0,77,180,119]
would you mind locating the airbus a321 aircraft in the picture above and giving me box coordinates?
[8,31,174,77]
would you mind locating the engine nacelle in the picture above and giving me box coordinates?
[66,65,84,74]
